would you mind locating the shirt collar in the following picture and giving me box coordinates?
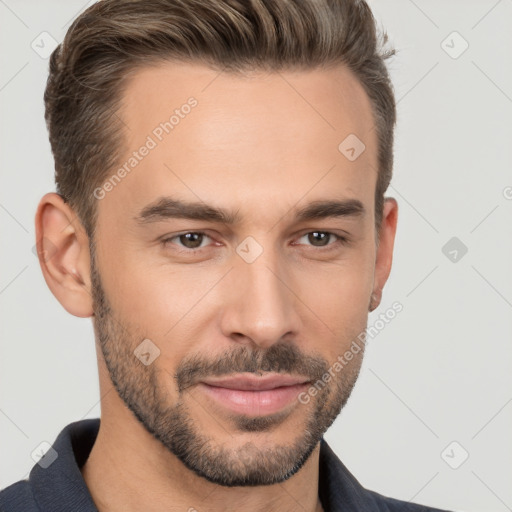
[29,419,375,512]
[318,437,378,510]
[29,419,99,511]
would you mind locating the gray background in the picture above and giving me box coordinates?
[1,1,511,511]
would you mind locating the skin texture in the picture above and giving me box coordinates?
[35,62,398,512]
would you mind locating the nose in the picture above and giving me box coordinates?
[219,247,302,349]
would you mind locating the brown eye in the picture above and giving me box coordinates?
[307,232,331,246]
[297,231,346,248]
[178,232,204,249]
[162,232,212,251]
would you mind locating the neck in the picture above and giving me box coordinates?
[81,389,324,512]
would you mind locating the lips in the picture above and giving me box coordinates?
[197,374,312,416]
[200,373,311,391]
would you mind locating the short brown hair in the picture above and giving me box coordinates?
[44,0,396,238]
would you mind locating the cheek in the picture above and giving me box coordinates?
[297,249,374,358]
[303,248,374,317]
[302,271,371,348]
[98,246,220,357]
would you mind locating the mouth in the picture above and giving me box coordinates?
[197,373,311,416]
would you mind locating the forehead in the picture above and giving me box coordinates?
[102,61,378,225]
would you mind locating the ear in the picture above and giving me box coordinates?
[34,192,94,317]
[370,197,398,311]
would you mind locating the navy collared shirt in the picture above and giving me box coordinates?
[0,419,451,511]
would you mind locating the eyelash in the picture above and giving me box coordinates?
[160,230,350,253]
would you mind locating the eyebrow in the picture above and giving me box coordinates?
[134,196,365,225]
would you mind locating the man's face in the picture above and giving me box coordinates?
[90,62,381,486]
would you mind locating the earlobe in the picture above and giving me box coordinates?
[369,291,381,312]
[34,192,94,318]
[370,197,398,311]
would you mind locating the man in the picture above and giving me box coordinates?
[0,0,452,510]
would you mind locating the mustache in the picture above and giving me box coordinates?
[175,341,329,393]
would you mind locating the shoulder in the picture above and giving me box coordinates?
[365,488,453,512]
[0,479,39,511]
